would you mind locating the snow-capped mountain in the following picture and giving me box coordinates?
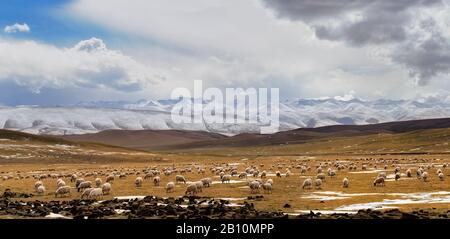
[1,97,450,135]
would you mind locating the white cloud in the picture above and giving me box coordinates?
[0,37,165,93]
[62,0,424,100]
[4,23,30,33]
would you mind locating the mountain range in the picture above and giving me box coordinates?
[1,96,450,136]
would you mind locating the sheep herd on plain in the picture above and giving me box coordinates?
[1,157,448,200]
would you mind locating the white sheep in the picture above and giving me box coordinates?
[221,174,231,184]
[77,181,92,192]
[302,178,313,190]
[36,185,46,195]
[56,179,66,188]
[185,184,198,195]
[395,172,401,181]
[81,188,95,199]
[102,183,112,195]
[153,176,161,186]
[316,173,326,181]
[249,181,261,194]
[135,177,143,187]
[262,182,272,193]
[342,178,349,188]
[88,188,103,200]
[201,178,212,187]
[406,169,412,177]
[55,186,71,198]
[95,178,102,188]
[314,178,322,189]
[166,182,175,193]
[106,175,115,183]
[275,171,281,178]
[194,181,204,192]
[266,178,273,185]
[421,172,429,182]
[176,175,186,184]
[439,172,445,181]
[34,181,43,191]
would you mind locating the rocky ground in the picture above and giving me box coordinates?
[1,189,449,219]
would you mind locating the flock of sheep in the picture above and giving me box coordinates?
[1,157,448,201]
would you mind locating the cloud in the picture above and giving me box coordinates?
[261,0,450,86]
[0,37,165,93]
[4,23,30,33]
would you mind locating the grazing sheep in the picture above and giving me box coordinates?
[316,173,326,181]
[88,188,103,200]
[75,178,85,188]
[238,172,247,179]
[165,182,175,193]
[314,178,322,189]
[101,183,112,195]
[176,175,186,184]
[276,171,281,178]
[249,181,261,194]
[328,170,336,177]
[262,182,273,193]
[422,172,429,182]
[395,172,401,181]
[153,176,161,186]
[81,188,95,199]
[373,177,385,187]
[135,177,143,187]
[285,170,291,177]
[342,178,349,188]
[106,175,115,183]
[185,184,198,195]
[406,169,412,178]
[260,171,267,178]
[201,178,212,187]
[317,167,323,174]
[194,181,204,192]
[221,174,231,184]
[302,178,313,190]
[34,181,43,191]
[56,179,66,189]
[95,178,102,188]
[266,178,273,185]
[77,181,92,192]
[439,172,445,181]
[55,186,71,198]
[36,185,46,195]
[70,174,77,182]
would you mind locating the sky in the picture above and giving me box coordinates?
[1,0,450,106]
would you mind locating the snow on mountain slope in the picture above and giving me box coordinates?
[1,97,450,135]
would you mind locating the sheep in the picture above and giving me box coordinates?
[328,170,336,177]
[249,181,261,194]
[238,172,247,179]
[70,174,77,182]
[36,185,46,195]
[317,167,323,174]
[56,179,66,189]
[34,181,43,191]
[195,181,204,192]
[165,182,175,193]
[95,178,102,188]
[81,188,95,199]
[439,172,445,181]
[260,171,267,178]
[101,183,112,195]
[153,176,161,186]
[88,188,103,200]
[77,181,92,192]
[406,169,412,177]
[221,174,231,184]
[266,178,273,185]
[185,184,198,195]
[176,175,186,184]
[302,178,313,190]
[342,178,349,188]
[201,178,212,187]
[377,172,387,179]
[262,182,272,194]
[106,175,115,183]
[285,170,291,177]
[316,173,326,181]
[314,178,322,189]
[55,186,71,198]
[75,178,85,188]
[395,172,401,181]
[373,177,385,187]
[276,171,282,178]
[135,177,143,187]
[422,172,429,182]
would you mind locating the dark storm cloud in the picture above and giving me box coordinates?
[261,0,448,85]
